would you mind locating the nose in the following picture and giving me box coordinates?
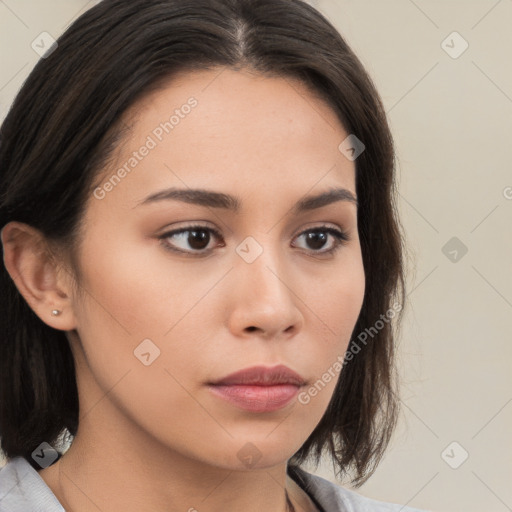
[226,244,304,340]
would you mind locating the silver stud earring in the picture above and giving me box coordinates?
[51,309,61,316]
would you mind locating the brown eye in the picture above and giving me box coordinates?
[292,227,350,255]
[159,225,223,254]
[158,224,349,257]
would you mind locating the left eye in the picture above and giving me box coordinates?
[293,227,349,254]
[158,225,349,256]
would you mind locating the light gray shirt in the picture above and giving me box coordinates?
[0,456,429,511]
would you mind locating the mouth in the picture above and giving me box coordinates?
[208,364,307,386]
[207,364,306,413]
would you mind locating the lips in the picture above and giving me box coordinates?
[209,364,307,386]
[207,365,307,412]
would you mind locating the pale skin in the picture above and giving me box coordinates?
[1,67,365,512]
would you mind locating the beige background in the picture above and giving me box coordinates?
[1,1,511,511]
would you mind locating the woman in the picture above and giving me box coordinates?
[0,1,427,511]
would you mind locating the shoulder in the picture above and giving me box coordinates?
[289,465,431,512]
[0,456,64,511]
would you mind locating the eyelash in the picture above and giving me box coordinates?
[158,224,350,257]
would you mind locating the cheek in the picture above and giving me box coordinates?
[311,250,366,342]
[74,228,219,338]
[300,251,365,396]
[70,234,221,398]
[69,248,209,441]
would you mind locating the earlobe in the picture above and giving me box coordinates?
[1,221,78,331]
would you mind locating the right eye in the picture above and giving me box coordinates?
[158,225,224,255]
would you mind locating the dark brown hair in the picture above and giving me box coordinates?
[0,0,405,486]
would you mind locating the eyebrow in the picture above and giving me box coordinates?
[134,186,358,214]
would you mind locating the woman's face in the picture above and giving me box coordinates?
[65,67,365,469]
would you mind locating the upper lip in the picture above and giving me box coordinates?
[209,364,306,386]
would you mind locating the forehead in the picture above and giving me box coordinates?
[89,67,356,215]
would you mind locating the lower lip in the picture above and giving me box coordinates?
[207,384,300,412]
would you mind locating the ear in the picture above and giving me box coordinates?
[1,221,78,331]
